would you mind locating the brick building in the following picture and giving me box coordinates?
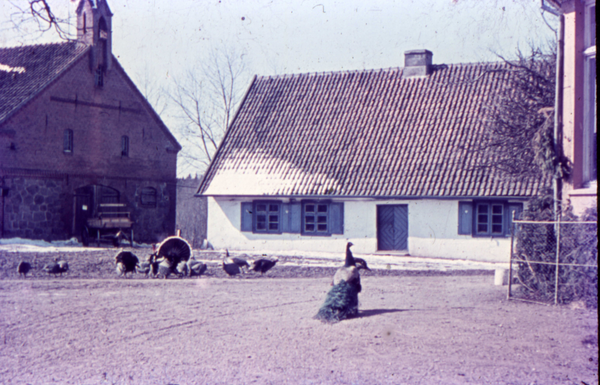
[0,0,180,243]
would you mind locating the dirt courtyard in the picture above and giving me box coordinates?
[1,270,597,384]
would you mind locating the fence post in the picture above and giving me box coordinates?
[508,212,515,300]
[554,219,561,305]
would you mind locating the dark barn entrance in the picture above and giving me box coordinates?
[377,204,408,251]
[73,184,120,238]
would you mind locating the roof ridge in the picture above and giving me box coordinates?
[255,60,507,81]
[0,41,78,51]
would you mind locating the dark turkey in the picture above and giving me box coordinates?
[250,258,278,275]
[187,257,207,277]
[17,261,32,278]
[315,242,361,323]
[114,250,139,277]
[43,258,69,276]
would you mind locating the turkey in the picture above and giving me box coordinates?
[249,258,278,275]
[222,251,241,277]
[156,256,176,279]
[137,250,158,277]
[224,250,249,272]
[187,257,208,277]
[17,261,32,278]
[115,250,139,277]
[315,242,362,323]
[176,261,189,277]
[43,257,69,276]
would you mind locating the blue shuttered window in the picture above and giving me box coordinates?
[241,200,343,236]
[459,201,523,237]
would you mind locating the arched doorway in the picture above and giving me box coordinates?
[73,184,120,239]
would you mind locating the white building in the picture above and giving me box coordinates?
[197,50,546,263]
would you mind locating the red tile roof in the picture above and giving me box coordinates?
[0,42,89,124]
[199,63,548,197]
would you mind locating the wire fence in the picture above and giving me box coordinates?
[508,218,598,305]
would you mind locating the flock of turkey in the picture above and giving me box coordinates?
[15,237,369,323]
[14,236,280,280]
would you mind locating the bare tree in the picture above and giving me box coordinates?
[5,0,74,41]
[468,46,568,184]
[170,49,248,173]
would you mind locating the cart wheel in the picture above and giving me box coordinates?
[81,227,90,247]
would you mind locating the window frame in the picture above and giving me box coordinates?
[474,202,505,237]
[121,135,130,157]
[301,201,331,236]
[63,129,73,154]
[140,187,157,208]
[583,1,596,185]
[253,201,282,234]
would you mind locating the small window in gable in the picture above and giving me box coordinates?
[63,129,73,153]
[95,68,104,87]
[140,187,157,208]
[121,135,129,157]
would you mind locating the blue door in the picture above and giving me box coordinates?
[377,205,408,251]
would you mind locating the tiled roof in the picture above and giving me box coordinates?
[198,63,547,198]
[0,42,89,124]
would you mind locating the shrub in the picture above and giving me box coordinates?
[515,195,597,307]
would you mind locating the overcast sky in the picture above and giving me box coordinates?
[0,0,558,176]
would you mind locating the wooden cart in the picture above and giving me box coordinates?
[81,203,134,247]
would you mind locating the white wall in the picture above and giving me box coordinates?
[206,197,513,262]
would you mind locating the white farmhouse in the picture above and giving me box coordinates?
[196,50,546,262]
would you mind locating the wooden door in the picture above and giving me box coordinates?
[377,205,408,251]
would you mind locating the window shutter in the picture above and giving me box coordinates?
[240,202,253,232]
[329,202,344,234]
[287,203,302,233]
[281,203,290,232]
[458,202,472,235]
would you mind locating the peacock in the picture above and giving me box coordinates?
[315,242,362,323]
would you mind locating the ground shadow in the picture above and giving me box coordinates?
[357,308,407,318]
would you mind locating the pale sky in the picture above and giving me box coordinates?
[0,0,558,176]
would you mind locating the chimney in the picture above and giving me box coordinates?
[402,49,433,78]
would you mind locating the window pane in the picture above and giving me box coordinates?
[492,205,503,214]
[305,204,315,213]
[269,204,279,212]
[492,215,503,224]
[492,224,503,234]
[317,216,327,223]
[257,215,266,222]
[269,215,278,222]
[317,204,327,213]
[305,216,314,223]
[478,223,488,232]
[256,222,266,230]
[269,223,279,230]
[305,224,315,231]
[478,204,489,214]
[478,214,488,223]
[257,204,266,212]
[317,224,327,231]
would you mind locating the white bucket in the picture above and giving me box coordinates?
[494,268,509,286]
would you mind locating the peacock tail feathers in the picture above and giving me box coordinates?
[314,280,359,323]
